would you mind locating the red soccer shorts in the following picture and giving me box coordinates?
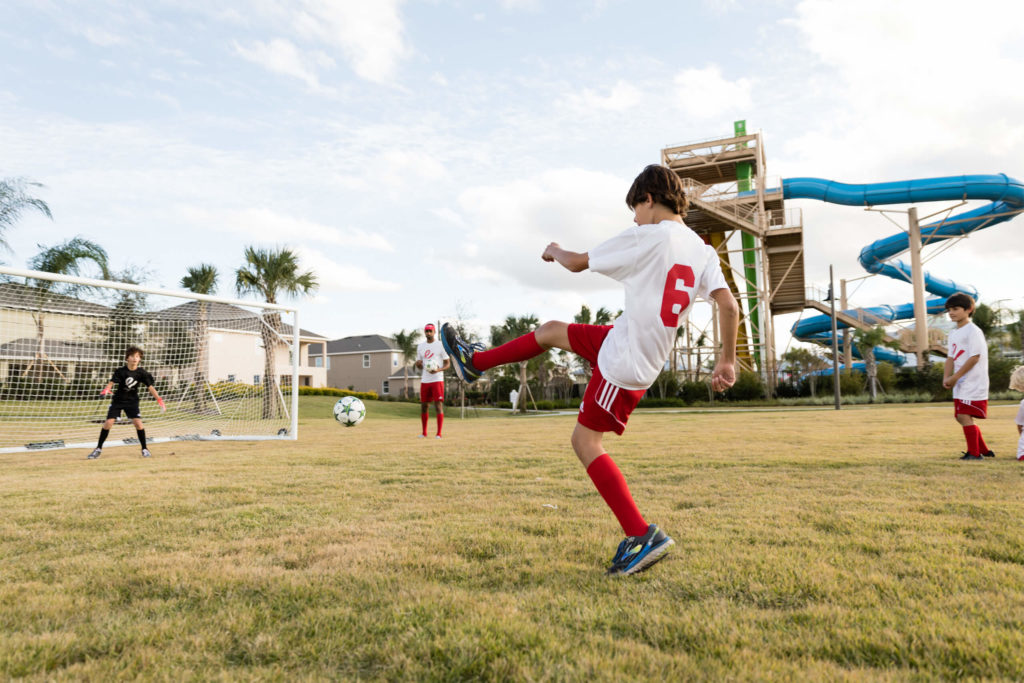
[420,381,444,403]
[954,399,987,419]
[568,324,645,435]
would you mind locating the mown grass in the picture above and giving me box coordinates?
[2,400,1023,681]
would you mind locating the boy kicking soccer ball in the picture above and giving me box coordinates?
[442,164,738,575]
[88,346,165,459]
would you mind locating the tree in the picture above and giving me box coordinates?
[0,177,52,253]
[972,303,998,338]
[781,346,828,397]
[490,314,540,413]
[235,247,318,419]
[392,328,421,399]
[181,264,218,413]
[851,326,900,402]
[24,237,110,381]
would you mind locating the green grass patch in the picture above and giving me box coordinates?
[2,401,1023,679]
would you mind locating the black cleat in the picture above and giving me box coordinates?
[960,452,983,460]
[440,323,484,383]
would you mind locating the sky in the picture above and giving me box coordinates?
[2,0,1024,351]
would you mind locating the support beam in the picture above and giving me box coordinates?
[907,207,930,369]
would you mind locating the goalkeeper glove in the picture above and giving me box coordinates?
[100,386,111,396]
[157,397,166,412]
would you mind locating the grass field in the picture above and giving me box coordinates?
[2,398,1023,681]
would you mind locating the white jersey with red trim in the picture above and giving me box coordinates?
[417,340,448,384]
[948,321,988,400]
[587,220,728,391]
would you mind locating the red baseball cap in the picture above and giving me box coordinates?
[424,323,436,331]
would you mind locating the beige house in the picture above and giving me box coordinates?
[308,335,416,396]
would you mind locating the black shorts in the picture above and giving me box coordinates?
[106,401,142,420]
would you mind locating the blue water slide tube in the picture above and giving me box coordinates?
[783,174,1024,366]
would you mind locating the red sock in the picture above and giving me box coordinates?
[977,429,989,454]
[436,413,444,436]
[421,412,428,436]
[963,425,981,455]
[586,453,648,537]
[474,332,544,371]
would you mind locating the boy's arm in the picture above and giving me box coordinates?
[709,287,739,392]
[542,242,588,273]
[148,385,166,411]
[100,381,114,396]
[943,354,980,389]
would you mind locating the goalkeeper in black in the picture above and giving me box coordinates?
[88,346,165,459]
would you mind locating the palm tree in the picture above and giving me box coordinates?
[1,177,52,253]
[852,326,898,402]
[392,328,422,399]
[235,247,318,419]
[181,264,219,414]
[490,314,539,413]
[24,237,110,380]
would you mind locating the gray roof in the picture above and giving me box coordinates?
[156,301,326,339]
[308,334,398,355]
[0,337,107,362]
[0,282,111,316]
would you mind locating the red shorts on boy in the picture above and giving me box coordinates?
[420,381,444,403]
[568,323,645,435]
[954,399,987,419]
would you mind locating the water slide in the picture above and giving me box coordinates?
[783,174,1024,365]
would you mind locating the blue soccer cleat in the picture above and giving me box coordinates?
[606,523,675,576]
[440,322,485,383]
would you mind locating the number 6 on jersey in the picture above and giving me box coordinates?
[659,264,695,327]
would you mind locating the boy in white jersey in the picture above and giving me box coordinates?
[1008,366,1024,462]
[442,164,739,575]
[415,323,450,438]
[942,292,993,460]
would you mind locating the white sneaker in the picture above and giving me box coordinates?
[87,448,102,459]
[436,435,442,439]
[141,448,152,458]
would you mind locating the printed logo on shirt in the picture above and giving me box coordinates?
[125,377,137,390]
[951,343,964,361]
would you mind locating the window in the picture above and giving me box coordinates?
[382,380,390,394]
[314,357,323,368]
[326,357,331,370]
[362,354,370,368]
[227,374,236,382]
[254,375,260,385]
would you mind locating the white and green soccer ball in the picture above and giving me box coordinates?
[333,396,366,427]
[424,357,442,373]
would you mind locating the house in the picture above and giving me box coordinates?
[308,335,414,396]
[157,301,329,388]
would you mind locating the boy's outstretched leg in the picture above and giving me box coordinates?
[441,321,572,383]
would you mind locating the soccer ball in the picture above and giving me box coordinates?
[333,396,366,427]
[424,358,441,373]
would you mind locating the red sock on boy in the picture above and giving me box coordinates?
[474,332,545,371]
[586,453,648,537]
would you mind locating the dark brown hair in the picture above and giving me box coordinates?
[625,164,689,216]
[944,292,975,314]
[125,346,144,360]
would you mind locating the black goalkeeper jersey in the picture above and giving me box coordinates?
[108,366,155,403]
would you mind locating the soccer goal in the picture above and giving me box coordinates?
[0,265,300,453]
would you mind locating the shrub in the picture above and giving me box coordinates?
[724,370,765,401]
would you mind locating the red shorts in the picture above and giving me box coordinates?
[420,381,444,403]
[954,399,987,419]
[568,324,645,435]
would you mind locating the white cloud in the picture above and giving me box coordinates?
[457,168,630,292]
[181,207,393,252]
[79,26,126,47]
[294,246,400,293]
[232,38,335,93]
[291,0,408,83]
[672,65,752,119]
[562,80,642,112]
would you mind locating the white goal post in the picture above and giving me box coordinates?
[0,265,300,453]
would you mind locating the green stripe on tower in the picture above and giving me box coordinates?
[734,120,760,370]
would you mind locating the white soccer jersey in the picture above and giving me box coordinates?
[588,220,728,390]
[417,340,448,384]
[947,321,988,400]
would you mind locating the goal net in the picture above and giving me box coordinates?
[0,266,299,453]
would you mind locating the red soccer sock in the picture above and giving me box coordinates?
[963,425,981,456]
[474,332,544,371]
[586,453,648,537]
[436,413,444,436]
[421,412,428,436]
[977,429,989,454]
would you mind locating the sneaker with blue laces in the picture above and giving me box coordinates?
[606,523,674,576]
[440,323,484,383]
